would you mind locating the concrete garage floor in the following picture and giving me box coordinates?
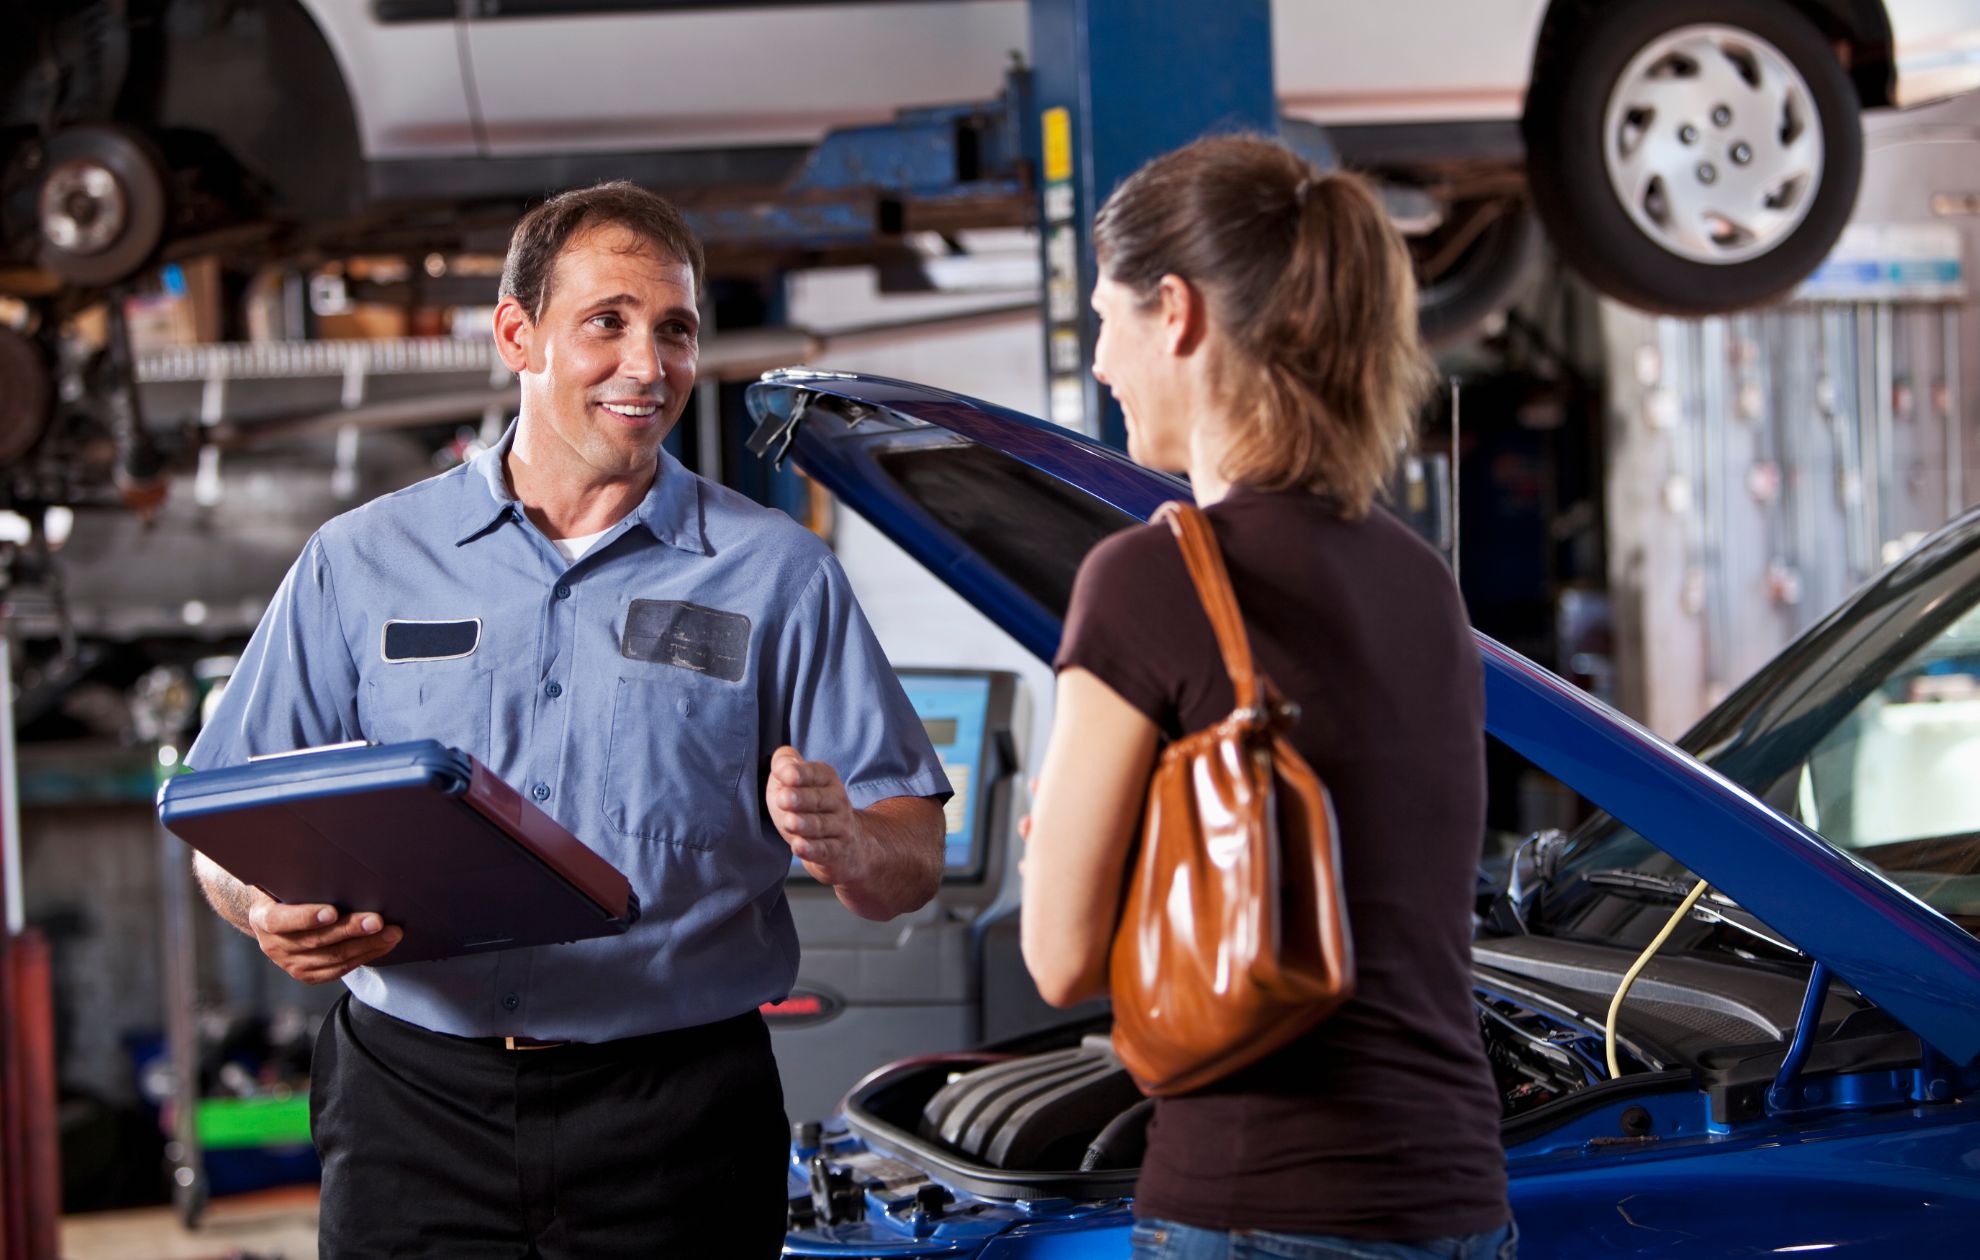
[61,1187,319,1260]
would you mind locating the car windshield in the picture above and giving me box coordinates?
[1547,524,1980,938]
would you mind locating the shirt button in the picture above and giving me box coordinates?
[502,993,519,1011]
[545,681,562,698]
[553,583,571,600]
[531,783,551,802]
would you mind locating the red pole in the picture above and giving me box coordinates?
[3,932,59,1260]
[0,631,57,1258]
[0,919,18,1259]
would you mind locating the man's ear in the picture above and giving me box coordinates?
[1155,274,1206,357]
[492,295,534,374]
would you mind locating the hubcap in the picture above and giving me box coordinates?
[1602,23,1824,266]
[38,159,128,256]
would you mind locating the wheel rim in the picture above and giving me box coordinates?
[1601,23,1825,266]
[38,158,129,256]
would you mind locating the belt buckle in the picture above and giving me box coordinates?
[503,1035,566,1051]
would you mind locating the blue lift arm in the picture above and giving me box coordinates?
[1027,0,1277,446]
[685,1,1287,451]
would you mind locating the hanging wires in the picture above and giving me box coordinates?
[1604,879,1712,1078]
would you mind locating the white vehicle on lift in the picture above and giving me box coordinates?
[271,0,1980,316]
[5,0,1979,314]
[1279,0,1980,313]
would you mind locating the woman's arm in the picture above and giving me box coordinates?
[1021,666,1161,1007]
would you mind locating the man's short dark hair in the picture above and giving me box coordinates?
[500,181,706,321]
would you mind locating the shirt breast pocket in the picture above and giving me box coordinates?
[602,672,753,850]
[359,663,494,755]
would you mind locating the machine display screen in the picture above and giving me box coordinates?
[920,717,959,745]
[788,670,997,880]
[899,672,994,875]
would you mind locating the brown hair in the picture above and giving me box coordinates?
[500,180,705,321]
[1092,135,1433,517]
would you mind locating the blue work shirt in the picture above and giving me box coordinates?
[185,422,951,1041]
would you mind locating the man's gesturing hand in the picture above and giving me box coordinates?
[766,746,865,887]
[247,891,402,984]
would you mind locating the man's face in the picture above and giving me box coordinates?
[498,224,700,481]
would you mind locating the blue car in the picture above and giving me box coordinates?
[745,371,1980,1258]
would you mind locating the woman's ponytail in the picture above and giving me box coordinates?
[1094,136,1433,516]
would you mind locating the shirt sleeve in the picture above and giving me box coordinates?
[1054,524,1179,727]
[185,532,363,771]
[771,553,953,810]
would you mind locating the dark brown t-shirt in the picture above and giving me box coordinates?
[1055,485,1507,1239]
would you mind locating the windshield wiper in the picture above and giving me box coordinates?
[1577,869,1802,956]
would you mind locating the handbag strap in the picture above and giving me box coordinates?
[1156,501,1264,711]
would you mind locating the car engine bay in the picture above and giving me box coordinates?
[818,939,1909,1202]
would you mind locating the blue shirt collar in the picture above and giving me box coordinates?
[456,418,708,555]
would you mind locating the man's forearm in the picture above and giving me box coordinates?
[193,851,258,936]
[835,797,945,921]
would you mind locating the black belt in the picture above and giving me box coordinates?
[355,1000,764,1056]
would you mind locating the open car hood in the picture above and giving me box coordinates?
[745,369,1980,1064]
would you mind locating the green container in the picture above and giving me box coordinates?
[194,1094,312,1150]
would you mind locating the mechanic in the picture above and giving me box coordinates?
[180,181,951,1258]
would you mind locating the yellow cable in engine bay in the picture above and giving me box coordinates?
[1604,879,1712,1078]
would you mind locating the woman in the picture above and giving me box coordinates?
[1020,135,1513,1260]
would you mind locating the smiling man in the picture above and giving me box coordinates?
[182,182,950,1257]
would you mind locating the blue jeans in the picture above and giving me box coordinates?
[1128,1218,1517,1260]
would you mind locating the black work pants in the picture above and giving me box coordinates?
[310,993,790,1259]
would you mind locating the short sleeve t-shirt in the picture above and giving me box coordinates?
[1055,485,1507,1239]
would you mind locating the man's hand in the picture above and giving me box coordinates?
[246,891,403,984]
[765,746,945,920]
[766,746,864,887]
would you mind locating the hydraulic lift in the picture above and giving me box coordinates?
[1027,0,1276,444]
[1,2,1304,506]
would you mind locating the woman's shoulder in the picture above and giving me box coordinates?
[1071,518,1198,611]
[1061,521,1192,649]
[1057,519,1201,717]
[1082,517,1182,577]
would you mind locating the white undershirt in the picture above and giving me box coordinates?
[550,526,614,563]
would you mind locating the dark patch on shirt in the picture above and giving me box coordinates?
[620,600,750,682]
[381,618,481,662]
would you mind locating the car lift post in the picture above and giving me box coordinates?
[1026,0,1277,448]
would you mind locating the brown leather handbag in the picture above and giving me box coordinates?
[1109,502,1355,1097]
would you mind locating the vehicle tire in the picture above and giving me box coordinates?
[1415,199,1545,346]
[1523,0,1861,316]
[34,126,170,288]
